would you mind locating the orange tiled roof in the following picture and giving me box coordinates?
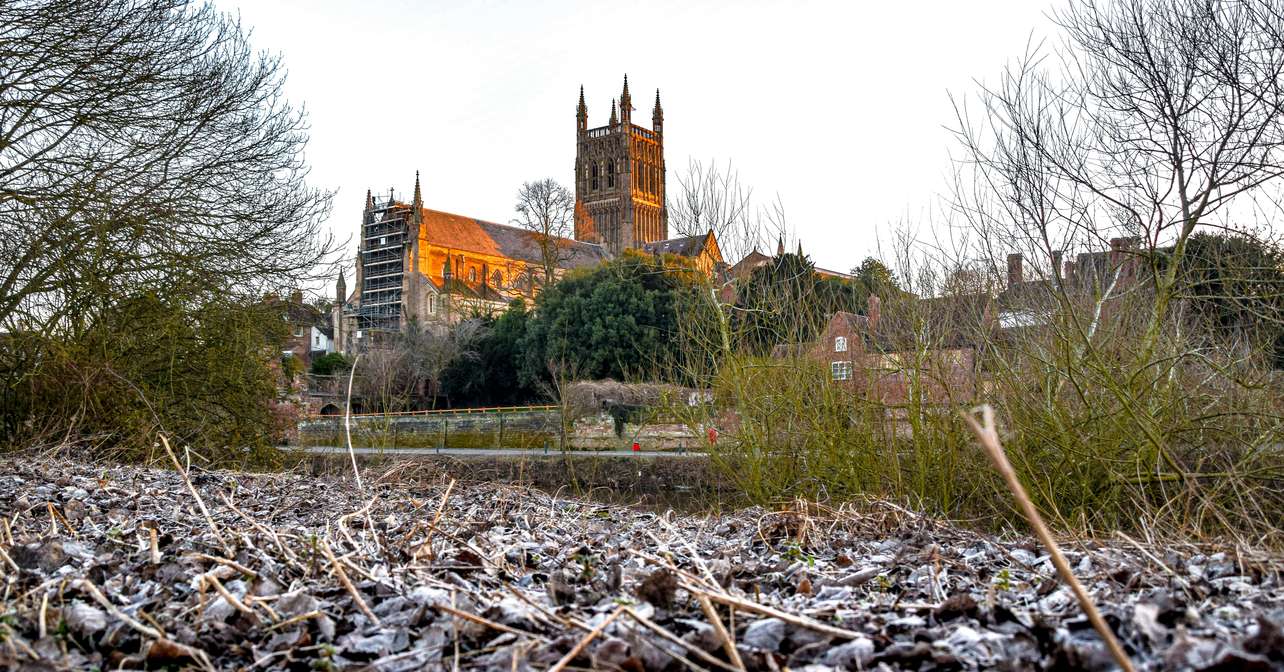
[418,207,609,270]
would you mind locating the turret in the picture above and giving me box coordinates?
[620,74,632,125]
[652,89,663,135]
[576,85,587,135]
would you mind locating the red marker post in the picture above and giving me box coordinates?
[707,427,718,446]
[632,441,640,452]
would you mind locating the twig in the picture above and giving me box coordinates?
[319,531,379,626]
[624,606,736,672]
[548,605,624,672]
[963,405,1135,672]
[160,435,230,554]
[0,545,19,575]
[191,552,257,578]
[76,577,162,639]
[414,479,455,560]
[267,609,322,631]
[435,602,549,642]
[683,582,866,641]
[203,574,257,621]
[697,594,746,672]
[503,582,590,631]
[1114,531,1187,587]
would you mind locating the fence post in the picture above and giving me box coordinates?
[498,413,505,449]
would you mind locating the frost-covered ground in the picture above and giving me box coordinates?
[0,457,1281,670]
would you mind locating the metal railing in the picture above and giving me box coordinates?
[304,404,559,420]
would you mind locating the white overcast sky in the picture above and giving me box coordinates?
[214,0,1053,273]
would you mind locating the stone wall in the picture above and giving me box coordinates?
[295,408,703,451]
[296,409,561,450]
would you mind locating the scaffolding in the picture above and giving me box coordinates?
[354,196,408,335]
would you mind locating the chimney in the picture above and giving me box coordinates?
[1064,260,1078,287]
[867,294,881,339]
[1109,237,1123,267]
[1007,253,1024,287]
[290,289,303,305]
[1051,249,1063,279]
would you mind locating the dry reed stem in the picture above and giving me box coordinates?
[218,493,305,571]
[414,478,455,560]
[697,593,747,672]
[77,576,159,638]
[267,609,321,631]
[148,527,161,564]
[683,582,867,641]
[319,532,380,626]
[343,354,363,492]
[0,545,18,575]
[623,606,735,672]
[548,605,625,672]
[962,404,1135,672]
[503,582,591,631]
[160,435,230,554]
[76,577,216,672]
[203,574,257,621]
[435,601,548,642]
[191,552,257,578]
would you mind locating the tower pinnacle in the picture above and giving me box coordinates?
[412,171,422,208]
[620,74,632,125]
[652,89,663,134]
[576,85,587,133]
[609,98,618,126]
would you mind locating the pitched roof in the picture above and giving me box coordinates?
[729,249,772,278]
[642,233,709,257]
[417,207,610,270]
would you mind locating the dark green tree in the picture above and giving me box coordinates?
[443,299,538,406]
[733,252,869,355]
[520,251,700,386]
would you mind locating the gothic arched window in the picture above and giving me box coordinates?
[492,270,503,287]
[607,160,615,188]
[468,267,477,283]
[591,164,599,191]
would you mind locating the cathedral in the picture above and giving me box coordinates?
[333,76,719,353]
[574,75,668,254]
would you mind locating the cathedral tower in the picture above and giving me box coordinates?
[574,75,667,254]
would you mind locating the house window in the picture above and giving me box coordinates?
[834,336,848,352]
[427,294,436,314]
[294,326,304,337]
[831,361,852,381]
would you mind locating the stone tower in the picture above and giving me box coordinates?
[574,75,667,255]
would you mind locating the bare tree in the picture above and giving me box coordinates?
[945,0,1284,526]
[355,319,486,411]
[0,0,336,336]
[668,158,787,265]
[513,179,574,284]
